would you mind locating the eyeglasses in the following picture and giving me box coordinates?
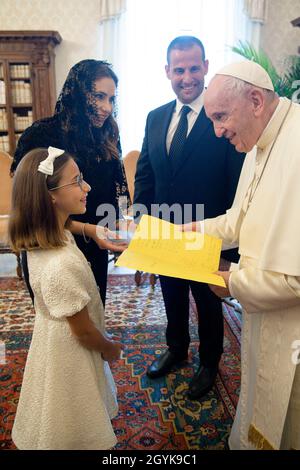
[48,173,89,191]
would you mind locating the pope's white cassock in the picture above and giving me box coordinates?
[204,97,300,450]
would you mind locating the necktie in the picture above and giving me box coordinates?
[169,105,191,171]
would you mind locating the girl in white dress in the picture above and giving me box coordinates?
[9,146,121,450]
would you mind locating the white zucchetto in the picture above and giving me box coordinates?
[216,60,274,91]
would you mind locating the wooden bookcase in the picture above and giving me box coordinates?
[0,31,62,155]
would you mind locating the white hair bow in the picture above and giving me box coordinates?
[38,146,65,176]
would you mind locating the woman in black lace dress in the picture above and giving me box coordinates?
[11,60,129,305]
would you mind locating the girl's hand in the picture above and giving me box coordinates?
[101,339,122,362]
[209,270,231,298]
[69,221,129,253]
[94,227,128,252]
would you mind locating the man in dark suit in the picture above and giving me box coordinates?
[133,36,245,400]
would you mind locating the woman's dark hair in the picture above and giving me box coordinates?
[55,59,120,164]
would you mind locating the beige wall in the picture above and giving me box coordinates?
[0,0,102,96]
[261,0,300,73]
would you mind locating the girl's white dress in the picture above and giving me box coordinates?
[12,232,118,450]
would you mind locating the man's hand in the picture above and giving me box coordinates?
[209,270,231,298]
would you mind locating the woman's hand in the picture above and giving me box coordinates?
[209,270,231,298]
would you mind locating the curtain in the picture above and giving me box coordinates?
[243,0,268,50]
[100,0,127,21]
[243,0,267,23]
[99,0,127,77]
[100,0,252,156]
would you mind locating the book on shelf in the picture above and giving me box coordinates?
[11,80,32,104]
[0,108,8,130]
[0,79,6,104]
[0,134,10,152]
[13,110,33,131]
[15,133,23,144]
[10,64,30,79]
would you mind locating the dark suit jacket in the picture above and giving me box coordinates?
[134,100,245,262]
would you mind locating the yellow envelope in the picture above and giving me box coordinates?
[116,215,226,287]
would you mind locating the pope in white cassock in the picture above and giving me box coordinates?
[182,60,300,450]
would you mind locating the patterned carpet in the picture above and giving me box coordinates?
[0,274,241,450]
